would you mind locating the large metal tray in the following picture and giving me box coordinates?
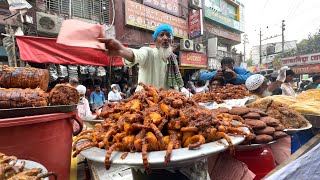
[79,126,249,169]
[0,105,77,119]
[303,114,320,128]
[283,121,313,135]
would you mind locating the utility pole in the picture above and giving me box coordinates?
[243,34,248,62]
[259,28,262,65]
[282,20,285,56]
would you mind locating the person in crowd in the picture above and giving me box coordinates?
[270,72,282,95]
[199,57,253,85]
[280,69,296,97]
[108,84,122,103]
[209,78,223,91]
[305,75,320,90]
[245,66,288,98]
[69,78,79,88]
[194,80,209,94]
[89,85,105,110]
[122,84,129,94]
[76,85,92,119]
[98,24,184,91]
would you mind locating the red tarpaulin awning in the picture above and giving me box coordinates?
[16,36,124,66]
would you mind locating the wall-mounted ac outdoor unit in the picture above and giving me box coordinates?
[180,39,194,51]
[36,12,64,34]
[194,43,204,53]
[190,0,202,9]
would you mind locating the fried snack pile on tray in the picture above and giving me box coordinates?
[72,83,250,173]
[0,88,48,109]
[0,152,56,180]
[247,99,309,129]
[0,65,49,91]
[214,107,288,145]
[192,84,249,103]
[49,84,80,105]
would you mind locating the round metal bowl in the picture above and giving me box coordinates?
[79,125,249,169]
[283,121,313,135]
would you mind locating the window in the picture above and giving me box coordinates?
[45,0,110,24]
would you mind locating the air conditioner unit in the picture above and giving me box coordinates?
[180,39,194,51]
[36,12,64,34]
[190,0,202,9]
[194,43,204,53]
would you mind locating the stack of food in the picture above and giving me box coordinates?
[0,152,56,180]
[252,89,320,115]
[192,84,249,103]
[73,83,250,172]
[214,107,288,144]
[0,65,49,109]
[0,65,79,108]
[247,98,309,129]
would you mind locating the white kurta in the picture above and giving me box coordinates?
[123,47,169,90]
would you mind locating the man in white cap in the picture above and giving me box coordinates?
[99,24,184,91]
[108,84,122,103]
[245,66,289,98]
[76,85,92,119]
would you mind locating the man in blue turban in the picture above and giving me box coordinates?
[99,24,183,91]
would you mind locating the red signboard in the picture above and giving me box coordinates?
[282,52,320,66]
[143,0,179,16]
[125,0,188,39]
[189,10,203,39]
[179,52,207,68]
[291,64,320,74]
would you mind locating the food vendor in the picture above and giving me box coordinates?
[245,66,288,98]
[99,24,184,91]
[199,57,253,85]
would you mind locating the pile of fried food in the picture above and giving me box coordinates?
[214,107,288,144]
[0,152,56,180]
[73,83,251,173]
[192,84,249,103]
[247,98,309,129]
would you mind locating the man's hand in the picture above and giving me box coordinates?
[214,71,223,79]
[228,69,237,79]
[277,66,289,82]
[98,38,134,61]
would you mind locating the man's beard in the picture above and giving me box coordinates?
[159,45,173,61]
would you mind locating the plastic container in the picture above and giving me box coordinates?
[0,112,82,180]
[235,146,275,180]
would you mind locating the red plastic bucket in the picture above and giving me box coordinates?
[0,112,83,179]
[235,146,275,180]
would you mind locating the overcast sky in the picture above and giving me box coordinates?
[236,0,320,56]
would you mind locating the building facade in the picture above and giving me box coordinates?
[250,40,297,66]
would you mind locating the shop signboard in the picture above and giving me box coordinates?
[125,0,188,39]
[205,22,240,42]
[291,64,320,74]
[204,0,242,32]
[189,10,203,39]
[180,52,208,68]
[281,52,320,66]
[143,0,179,16]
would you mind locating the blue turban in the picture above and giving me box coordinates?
[152,24,174,40]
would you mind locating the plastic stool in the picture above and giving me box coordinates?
[235,146,275,180]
